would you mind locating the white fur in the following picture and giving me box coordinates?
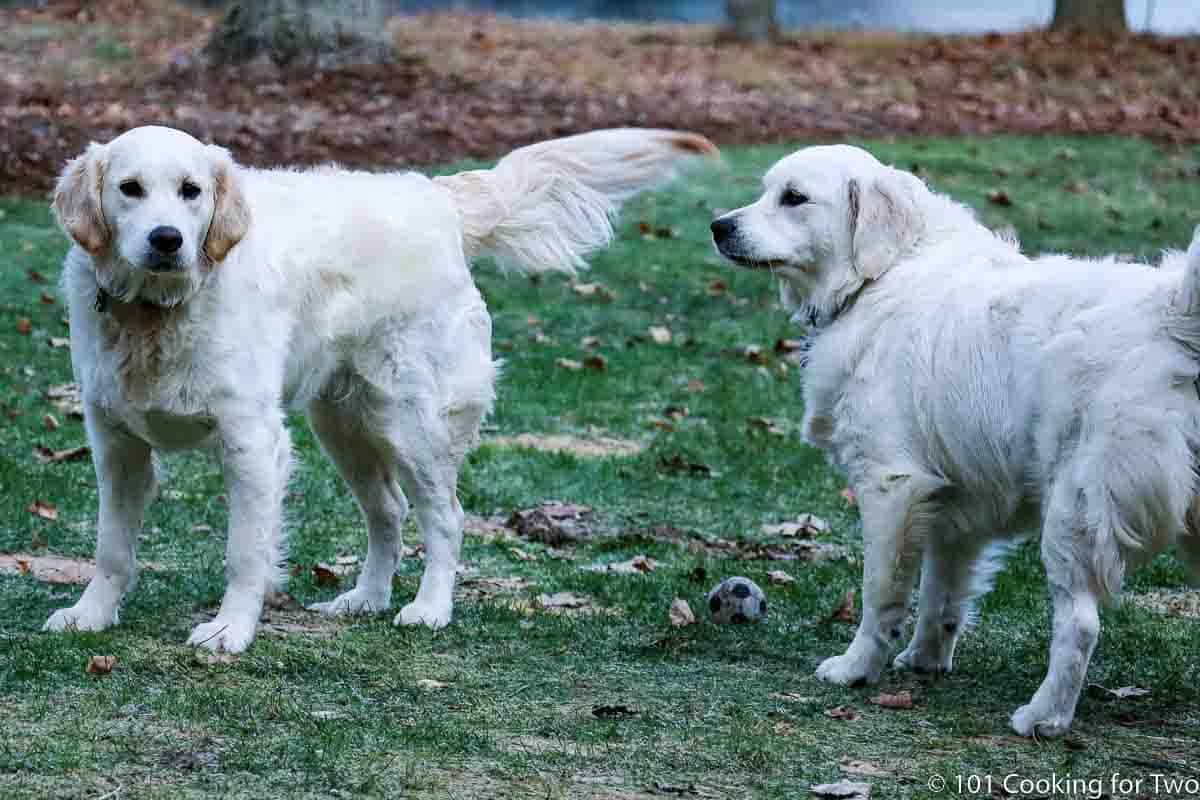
[44,124,716,653]
[713,145,1200,737]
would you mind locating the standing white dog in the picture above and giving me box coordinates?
[46,124,716,653]
[711,144,1200,737]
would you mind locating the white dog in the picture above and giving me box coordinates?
[46,124,716,653]
[712,144,1200,737]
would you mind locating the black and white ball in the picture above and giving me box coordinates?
[707,577,767,624]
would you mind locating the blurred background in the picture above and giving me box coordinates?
[0,0,1196,198]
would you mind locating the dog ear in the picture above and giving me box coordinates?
[847,169,924,280]
[203,145,250,264]
[53,143,109,256]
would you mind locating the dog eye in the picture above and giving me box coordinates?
[119,180,144,198]
[180,181,201,200]
[780,189,809,207]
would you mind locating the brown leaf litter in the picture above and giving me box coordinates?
[507,501,595,545]
[489,432,644,459]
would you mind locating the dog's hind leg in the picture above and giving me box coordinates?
[1011,479,1102,738]
[894,535,1005,675]
[388,400,480,630]
[816,470,946,686]
[306,394,409,617]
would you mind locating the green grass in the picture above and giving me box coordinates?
[2,136,1199,799]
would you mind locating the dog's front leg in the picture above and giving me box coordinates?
[817,472,941,686]
[187,414,291,653]
[44,415,155,633]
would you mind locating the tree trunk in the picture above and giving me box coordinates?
[205,0,393,68]
[1051,0,1127,33]
[726,0,777,43]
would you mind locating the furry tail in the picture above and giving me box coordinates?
[1177,225,1200,314]
[434,128,719,274]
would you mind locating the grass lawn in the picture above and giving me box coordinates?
[2,136,1199,799]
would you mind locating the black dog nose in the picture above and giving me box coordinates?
[148,226,183,254]
[710,216,736,245]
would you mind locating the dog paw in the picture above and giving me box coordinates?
[893,644,952,675]
[43,603,118,633]
[816,652,881,687]
[308,588,390,617]
[1010,702,1072,738]
[187,617,257,654]
[395,601,451,629]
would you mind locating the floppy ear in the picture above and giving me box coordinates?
[847,169,924,280]
[53,143,109,256]
[203,145,250,263]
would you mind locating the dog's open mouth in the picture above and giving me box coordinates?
[723,253,789,271]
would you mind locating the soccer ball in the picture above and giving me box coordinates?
[707,577,767,624]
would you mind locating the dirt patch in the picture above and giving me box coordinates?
[489,433,644,458]
[2,3,1200,197]
[1129,590,1200,620]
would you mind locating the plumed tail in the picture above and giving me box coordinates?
[434,128,718,274]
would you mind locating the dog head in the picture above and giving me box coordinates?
[711,144,927,318]
[53,125,250,307]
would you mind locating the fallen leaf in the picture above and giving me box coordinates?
[28,269,46,283]
[195,650,236,665]
[40,292,55,305]
[840,488,857,506]
[583,354,607,372]
[772,720,796,736]
[311,564,340,586]
[663,405,688,420]
[839,758,894,778]
[811,779,870,799]
[771,692,815,703]
[659,454,712,477]
[824,706,860,721]
[416,678,451,691]
[747,416,787,436]
[684,379,706,393]
[763,513,829,538]
[668,597,695,627]
[775,338,804,354]
[509,546,535,562]
[580,336,600,348]
[648,325,672,344]
[571,281,614,301]
[49,336,71,348]
[556,358,583,371]
[32,444,90,464]
[45,383,83,418]
[86,655,118,675]
[705,279,727,296]
[1129,590,1200,619]
[1090,684,1151,699]
[584,554,657,575]
[15,318,32,335]
[829,590,856,624]
[767,569,795,585]
[743,344,766,364]
[987,188,1013,206]
[27,500,58,521]
[538,591,591,609]
[42,414,60,431]
[868,691,914,709]
[592,704,637,719]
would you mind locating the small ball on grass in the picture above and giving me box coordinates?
[706,576,767,624]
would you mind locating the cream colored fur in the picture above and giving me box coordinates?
[44,124,716,653]
[712,144,1200,738]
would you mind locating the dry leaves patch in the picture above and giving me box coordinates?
[494,422,633,446]
[762,513,830,537]
[668,598,695,627]
[811,780,871,799]
[1,553,93,583]
[583,554,657,575]
[508,501,595,545]
[1129,590,1200,620]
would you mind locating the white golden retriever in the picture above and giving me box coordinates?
[712,144,1200,737]
[46,124,716,653]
